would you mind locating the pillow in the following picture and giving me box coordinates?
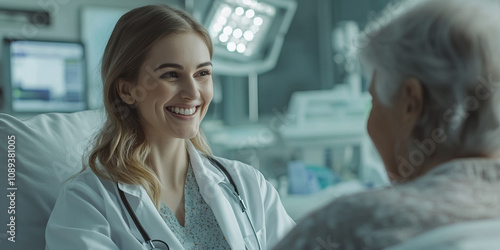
[0,109,104,249]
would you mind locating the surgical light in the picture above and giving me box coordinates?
[235,7,244,15]
[207,1,274,58]
[244,30,254,41]
[227,42,236,51]
[253,16,263,26]
[195,0,296,75]
[233,28,243,38]
[237,43,246,53]
[221,6,232,16]
[219,33,229,42]
[245,9,255,18]
[217,16,227,25]
[223,26,233,34]
[213,23,223,33]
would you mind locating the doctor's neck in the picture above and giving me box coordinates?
[148,137,190,189]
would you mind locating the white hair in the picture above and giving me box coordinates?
[358,0,500,158]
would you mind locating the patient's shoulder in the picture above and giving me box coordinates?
[274,188,396,249]
[278,183,445,249]
[321,186,412,226]
[276,161,500,250]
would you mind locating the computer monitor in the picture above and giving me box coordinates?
[2,39,86,114]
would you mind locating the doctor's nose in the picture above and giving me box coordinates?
[179,77,201,100]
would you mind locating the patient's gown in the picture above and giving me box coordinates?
[273,158,500,250]
[159,164,231,249]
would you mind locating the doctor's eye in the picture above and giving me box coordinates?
[159,71,179,79]
[197,70,212,77]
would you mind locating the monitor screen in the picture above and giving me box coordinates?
[3,39,86,113]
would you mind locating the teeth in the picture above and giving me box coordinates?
[167,107,196,116]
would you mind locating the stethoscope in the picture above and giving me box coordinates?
[118,157,262,250]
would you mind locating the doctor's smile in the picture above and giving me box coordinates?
[166,106,198,116]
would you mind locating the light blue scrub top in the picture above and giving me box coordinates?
[159,164,231,249]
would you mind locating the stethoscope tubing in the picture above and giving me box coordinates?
[119,185,170,250]
[118,156,262,250]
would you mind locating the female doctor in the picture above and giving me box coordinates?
[45,4,294,250]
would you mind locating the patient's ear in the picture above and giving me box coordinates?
[400,78,423,129]
[116,80,136,104]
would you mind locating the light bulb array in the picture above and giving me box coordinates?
[208,0,276,57]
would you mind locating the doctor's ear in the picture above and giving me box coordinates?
[117,80,136,105]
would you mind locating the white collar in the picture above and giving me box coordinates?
[118,140,226,197]
[186,139,225,185]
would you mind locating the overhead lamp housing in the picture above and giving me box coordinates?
[194,0,296,75]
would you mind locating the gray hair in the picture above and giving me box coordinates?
[358,0,500,161]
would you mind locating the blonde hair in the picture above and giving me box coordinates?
[86,5,213,208]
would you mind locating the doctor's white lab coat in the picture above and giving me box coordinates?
[45,141,295,250]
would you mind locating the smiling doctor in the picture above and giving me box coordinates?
[45,4,294,250]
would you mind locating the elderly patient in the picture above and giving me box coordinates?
[274,0,500,249]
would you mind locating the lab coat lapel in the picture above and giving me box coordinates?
[117,182,184,249]
[187,141,247,249]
